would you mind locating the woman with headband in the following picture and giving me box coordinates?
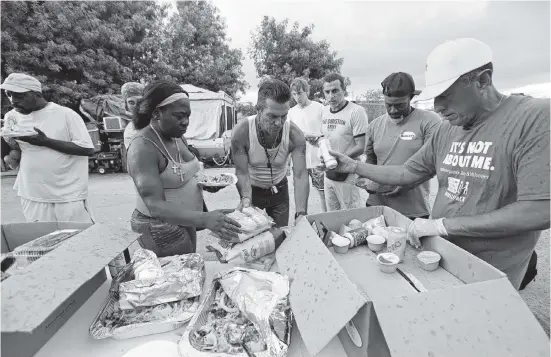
[126,80,241,257]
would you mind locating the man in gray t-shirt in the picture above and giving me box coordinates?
[364,72,441,220]
[327,38,549,290]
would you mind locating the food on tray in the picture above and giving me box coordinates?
[1,115,37,137]
[90,252,204,340]
[191,289,266,354]
[104,299,196,329]
[132,249,164,281]
[196,173,236,186]
[118,250,205,310]
[207,228,285,265]
[181,268,292,357]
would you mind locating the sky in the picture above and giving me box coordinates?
[181,0,551,102]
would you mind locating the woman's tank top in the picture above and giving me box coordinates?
[129,135,204,217]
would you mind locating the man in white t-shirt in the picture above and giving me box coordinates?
[1,73,95,223]
[320,73,369,211]
[288,77,327,212]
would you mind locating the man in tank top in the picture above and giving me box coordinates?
[231,78,309,226]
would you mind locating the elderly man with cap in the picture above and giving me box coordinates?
[328,38,549,290]
[122,82,145,149]
[1,73,95,223]
[362,72,441,220]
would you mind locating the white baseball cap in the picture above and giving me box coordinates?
[1,73,42,93]
[415,38,493,102]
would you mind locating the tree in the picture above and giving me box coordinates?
[1,1,247,117]
[162,1,248,98]
[235,102,257,118]
[248,16,347,99]
[358,89,384,103]
[1,1,170,115]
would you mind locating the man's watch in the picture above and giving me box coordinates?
[295,211,308,219]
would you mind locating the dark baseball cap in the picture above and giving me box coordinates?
[381,72,421,97]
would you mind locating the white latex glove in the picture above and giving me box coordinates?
[406,218,448,249]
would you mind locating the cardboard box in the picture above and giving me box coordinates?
[1,222,141,357]
[276,206,550,357]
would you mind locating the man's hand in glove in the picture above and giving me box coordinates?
[407,218,448,248]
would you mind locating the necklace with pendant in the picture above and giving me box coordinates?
[150,125,185,182]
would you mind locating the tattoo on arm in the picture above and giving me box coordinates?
[231,139,248,156]
[295,140,306,159]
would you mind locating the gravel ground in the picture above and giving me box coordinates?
[1,169,548,335]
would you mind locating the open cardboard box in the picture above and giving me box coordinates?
[1,222,141,357]
[276,206,550,357]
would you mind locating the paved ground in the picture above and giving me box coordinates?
[1,169,548,335]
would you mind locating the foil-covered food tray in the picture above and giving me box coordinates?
[89,253,206,340]
[178,268,293,357]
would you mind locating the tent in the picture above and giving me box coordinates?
[182,84,236,161]
[182,84,236,141]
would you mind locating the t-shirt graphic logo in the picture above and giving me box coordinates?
[447,177,460,194]
[400,131,416,140]
[446,177,469,202]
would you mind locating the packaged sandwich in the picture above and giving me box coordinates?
[212,206,275,243]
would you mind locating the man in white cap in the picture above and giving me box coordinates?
[327,38,549,290]
[1,73,95,223]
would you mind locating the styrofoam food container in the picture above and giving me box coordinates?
[376,252,399,273]
[417,251,441,271]
[332,234,350,254]
[367,234,385,252]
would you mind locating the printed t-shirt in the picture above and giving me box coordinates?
[366,108,441,217]
[404,95,550,289]
[321,101,368,181]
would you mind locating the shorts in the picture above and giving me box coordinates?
[20,198,94,223]
[308,168,325,191]
[324,175,363,212]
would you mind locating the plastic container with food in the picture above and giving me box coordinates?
[376,252,400,274]
[331,233,350,254]
[417,251,442,271]
[367,234,385,252]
